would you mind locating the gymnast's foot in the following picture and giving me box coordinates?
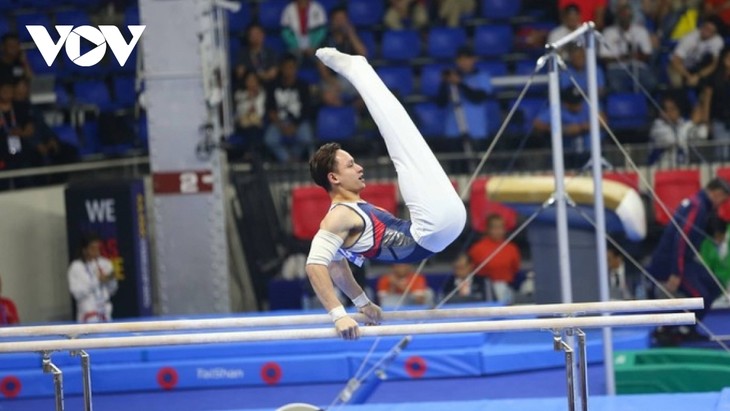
[315,47,366,76]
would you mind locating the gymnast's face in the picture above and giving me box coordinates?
[330,149,365,193]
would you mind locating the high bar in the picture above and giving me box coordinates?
[0,313,695,353]
[548,22,595,50]
[0,298,703,338]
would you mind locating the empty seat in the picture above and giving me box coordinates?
[16,13,52,42]
[481,0,522,20]
[348,0,384,27]
[512,97,546,134]
[412,102,446,138]
[297,67,320,85]
[603,170,640,192]
[73,80,112,109]
[259,0,289,30]
[123,6,140,26]
[228,2,252,33]
[291,185,332,240]
[357,30,377,57]
[606,93,649,130]
[26,48,58,76]
[474,25,513,57]
[420,63,449,97]
[476,61,508,77]
[653,169,701,225]
[486,100,502,136]
[316,106,357,141]
[469,177,518,233]
[360,182,398,215]
[51,125,80,148]
[55,10,92,27]
[381,30,421,61]
[376,66,413,97]
[427,27,467,59]
[112,75,136,109]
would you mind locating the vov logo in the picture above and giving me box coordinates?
[26,25,145,67]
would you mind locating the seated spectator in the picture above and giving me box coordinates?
[668,17,725,88]
[0,81,34,171]
[607,243,646,300]
[699,47,730,158]
[656,0,703,43]
[264,55,313,163]
[0,273,19,325]
[319,7,367,109]
[648,93,707,167]
[608,0,656,26]
[558,0,607,29]
[232,71,267,159]
[384,0,429,30]
[548,5,583,58]
[468,214,521,305]
[599,4,656,92]
[561,44,606,98]
[438,0,476,27]
[281,0,328,62]
[700,213,730,293]
[377,263,432,307]
[235,24,279,85]
[68,233,118,323]
[0,33,32,86]
[436,46,493,140]
[441,254,488,303]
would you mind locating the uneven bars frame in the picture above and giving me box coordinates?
[0,298,704,338]
[0,312,695,353]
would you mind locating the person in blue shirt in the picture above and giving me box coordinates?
[559,44,606,99]
[436,46,493,140]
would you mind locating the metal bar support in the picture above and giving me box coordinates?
[72,350,93,411]
[42,352,64,411]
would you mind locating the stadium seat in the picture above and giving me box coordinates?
[73,80,113,110]
[54,84,71,107]
[512,97,546,134]
[357,30,377,57]
[228,2,252,33]
[316,106,357,141]
[515,59,547,75]
[317,0,341,12]
[16,13,52,42]
[486,100,502,136]
[291,185,332,240]
[51,125,80,148]
[80,120,101,156]
[124,6,140,26]
[297,67,320,85]
[26,48,57,76]
[265,36,287,54]
[381,30,421,61]
[476,61,508,77]
[375,66,413,97]
[473,25,513,57]
[412,102,446,138]
[0,18,9,37]
[652,169,701,225]
[481,0,522,20]
[606,93,649,130]
[348,0,384,27]
[420,63,449,97]
[603,170,640,192]
[112,75,136,109]
[360,182,398,215]
[55,10,92,27]
[469,177,518,233]
[259,0,289,30]
[427,27,467,59]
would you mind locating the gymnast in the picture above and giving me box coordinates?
[306,48,467,340]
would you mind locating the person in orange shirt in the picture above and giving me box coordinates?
[467,214,521,304]
[377,263,431,307]
[0,274,19,325]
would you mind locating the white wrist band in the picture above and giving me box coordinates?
[352,292,371,308]
[328,306,347,322]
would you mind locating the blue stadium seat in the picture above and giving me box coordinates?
[73,80,113,110]
[381,30,421,61]
[0,18,9,37]
[486,100,502,136]
[265,36,287,54]
[124,6,140,26]
[297,67,320,85]
[427,27,467,59]
[606,93,649,130]
[54,84,71,107]
[16,13,52,42]
[228,2,252,33]
[357,30,377,57]
[259,0,289,30]
[376,66,413,97]
[110,48,136,74]
[412,102,446,138]
[420,63,449,97]
[511,97,546,134]
[476,61,508,76]
[481,0,522,20]
[26,48,58,76]
[55,10,92,27]
[348,0,384,27]
[52,125,80,148]
[80,121,101,156]
[474,25,513,57]
[112,76,136,109]
[515,59,547,75]
[317,0,341,12]
[317,106,357,141]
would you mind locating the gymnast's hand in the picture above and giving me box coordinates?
[359,302,383,326]
[335,316,360,340]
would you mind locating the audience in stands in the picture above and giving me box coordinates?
[668,17,725,88]
[384,0,429,30]
[264,54,314,163]
[436,46,493,141]
[656,0,703,43]
[232,71,267,159]
[280,0,328,62]
[648,93,708,167]
[699,47,730,157]
[700,214,730,295]
[0,273,19,325]
[705,0,730,27]
[607,0,655,26]
[548,4,583,56]
[558,0,607,29]
[441,253,488,303]
[561,44,607,98]
[467,214,521,305]
[0,33,31,86]
[606,243,646,300]
[377,263,432,307]
[438,0,476,27]
[236,24,279,85]
[68,233,118,323]
[0,81,35,172]
[599,4,656,92]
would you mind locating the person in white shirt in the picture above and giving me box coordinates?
[68,234,118,323]
[600,4,656,92]
[548,4,583,58]
[668,18,725,88]
[281,0,328,60]
[648,94,708,167]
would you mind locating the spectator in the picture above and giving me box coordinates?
[561,44,607,98]
[467,214,521,304]
[235,24,279,85]
[656,0,703,42]
[606,243,646,300]
[441,254,488,303]
[700,213,730,292]
[232,71,267,158]
[558,0,607,29]
[699,47,730,157]
[705,0,730,27]
[68,233,118,323]
[648,178,730,345]
[264,54,313,163]
[648,94,708,167]
[281,0,328,61]
[0,81,34,171]
[600,4,657,92]
[0,33,32,85]
[438,0,476,27]
[548,5,584,58]
[668,18,725,88]
[384,0,429,30]
[0,274,19,325]
[608,0,656,26]
[436,46,493,140]
[377,263,432,307]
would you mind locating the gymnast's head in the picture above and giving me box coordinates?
[309,142,365,194]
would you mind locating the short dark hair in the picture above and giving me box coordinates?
[486,213,504,227]
[606,242,621,257]
[1,33,18,44]
[309,142,341,191]
[281,53,298,65]
[329,6,347,19]
[707,177,730,194]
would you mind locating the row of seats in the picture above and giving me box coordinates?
[52,76,138,110]
[289,168,723,241]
